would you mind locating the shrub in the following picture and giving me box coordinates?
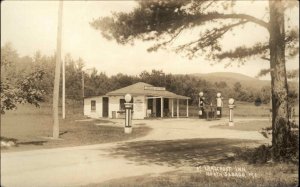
[236,130,299,164]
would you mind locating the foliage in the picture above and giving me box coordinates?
[1,44,297,109]
[2,43,297,107]
[91,0,298,62]
[256,68,299,80]
[1,71,46,114]
[236,144,272,164]
[237,130,299,164]
[1,44,46,114]
[64,54,84,100]
[286,69,299,79]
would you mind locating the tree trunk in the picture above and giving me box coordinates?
[269,0,291,161]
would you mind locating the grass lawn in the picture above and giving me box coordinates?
[93,164,298,187]
[84,138,298,187]
[182,101,299,119]
[89,163,298,187]
[182,102,272,118]
[210,120,272,131]
[1,103,151,152]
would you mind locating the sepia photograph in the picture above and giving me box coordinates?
[1,0,299,186]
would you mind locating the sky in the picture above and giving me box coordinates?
[1,0,299,79]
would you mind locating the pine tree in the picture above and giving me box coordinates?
[91,0,299,161]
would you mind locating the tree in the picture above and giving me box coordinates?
[260,85,271,104]
[1,43,20,82]
[65,55,85,100]
[139,69,166,86]
[1,43,45,114]
[214,81,227,89]
[233,82,242,93]
[91,0,299,161]
[0,70,46,114]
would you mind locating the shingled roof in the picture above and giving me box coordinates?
[106,82,190,99]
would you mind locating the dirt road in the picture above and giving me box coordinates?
[1,118,267,187]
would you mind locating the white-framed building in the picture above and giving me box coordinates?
[83,82,190,119]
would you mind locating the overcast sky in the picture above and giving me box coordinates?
[1,1,299,79]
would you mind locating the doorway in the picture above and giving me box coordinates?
[156,98,161,117]
[102,97,109,117]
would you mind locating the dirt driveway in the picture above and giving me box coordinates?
[103,118,267,141]
[1,118,268,187]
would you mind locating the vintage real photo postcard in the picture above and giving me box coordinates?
[1,0,299,186]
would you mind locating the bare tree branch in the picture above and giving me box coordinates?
[256,68,271,78]
[261,57,270,61]
[191,13,269,30]
[147,26,185,52]
[174,20,248,57]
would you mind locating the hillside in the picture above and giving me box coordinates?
[189,72,270,90]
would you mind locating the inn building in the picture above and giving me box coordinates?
[83,82,190,119]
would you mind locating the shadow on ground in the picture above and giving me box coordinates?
[17,141,48,146]
[106,138,261,167]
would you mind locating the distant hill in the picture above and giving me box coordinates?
[188,72,271,90]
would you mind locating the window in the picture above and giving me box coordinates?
[119,98,133,110]
[120,99,125,110]
[91,100,96,111]
[147,99,153,109]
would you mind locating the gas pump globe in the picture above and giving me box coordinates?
[125,94,132,103]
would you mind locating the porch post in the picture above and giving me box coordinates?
[171,99,174,117]
[186,99,189,117]
[161,97,163,118]
[153,98,156,116]
[145,97,148,118]
[177,99,179,118]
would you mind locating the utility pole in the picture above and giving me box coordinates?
[53,0,63,139]
[82,71,84,98]
[62,57,65,119]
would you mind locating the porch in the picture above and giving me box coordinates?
[145,97,190,118]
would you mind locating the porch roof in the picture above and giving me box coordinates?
[106,82,190,99]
